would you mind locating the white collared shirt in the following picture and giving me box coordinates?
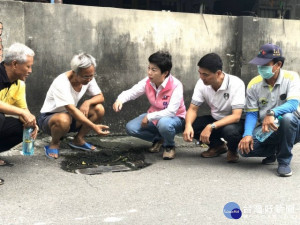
[191,72,245,120]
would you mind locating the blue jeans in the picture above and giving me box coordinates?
[126,113,185,147]
[240,113,300,165]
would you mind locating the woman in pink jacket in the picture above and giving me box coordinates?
[113,51,186,160]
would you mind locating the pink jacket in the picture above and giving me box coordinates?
[145,75,186,125]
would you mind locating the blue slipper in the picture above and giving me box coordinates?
[44,145,59,159]
[68,142,96,151]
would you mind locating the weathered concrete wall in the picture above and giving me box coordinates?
[1,1,300,133]
[238,16,300,86]
[0,1,25,48]
[1,1,238,133]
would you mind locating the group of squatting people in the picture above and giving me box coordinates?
[1,42,300,187]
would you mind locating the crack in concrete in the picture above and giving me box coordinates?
[83,175,100,191]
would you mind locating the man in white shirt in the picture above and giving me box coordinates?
[38,53,109,159]
[113,51,186,160]
[183,53,245,163]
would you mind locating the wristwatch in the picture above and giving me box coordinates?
[266,109,275,117]
[210,123,216,129]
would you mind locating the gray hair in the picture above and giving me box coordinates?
[70,53,96,73]
[4,43,35,64]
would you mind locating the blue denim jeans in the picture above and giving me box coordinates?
[126,113,185,147]
[240,113,300,165]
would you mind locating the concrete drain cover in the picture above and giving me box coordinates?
[75,165,131,175]
[61,148,150,174]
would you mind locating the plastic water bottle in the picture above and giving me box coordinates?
[255,116,282,142]
[22,128,34,156]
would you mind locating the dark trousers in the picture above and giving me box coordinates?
[240,113,300,165]
[0,113,23,152]
[192,115,244,152]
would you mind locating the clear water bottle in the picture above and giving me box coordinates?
[255,116,283,142]
[22,128,34,156]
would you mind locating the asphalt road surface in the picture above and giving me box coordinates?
[1,135,300,225]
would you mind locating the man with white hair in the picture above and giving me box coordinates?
[38,53,109,159]
[0,43,38,185]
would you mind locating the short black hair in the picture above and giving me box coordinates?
[148,51,172,76]
[273,56,285,68]
[197,53,223,73]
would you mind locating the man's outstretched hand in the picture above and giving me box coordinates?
[94,124,110,135]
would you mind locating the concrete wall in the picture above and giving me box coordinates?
[0,1,25,48]
[1,1,300,133]
[238,16,300,86]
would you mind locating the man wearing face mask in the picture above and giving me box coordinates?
[238,43,300,177]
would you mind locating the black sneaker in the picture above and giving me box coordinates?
[277,164,292,177]
[262,155,276,165]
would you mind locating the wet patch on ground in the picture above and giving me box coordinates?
[60,136,151,174]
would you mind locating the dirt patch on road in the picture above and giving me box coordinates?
[60,136,151,174]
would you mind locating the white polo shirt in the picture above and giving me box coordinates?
[191,72,245,120]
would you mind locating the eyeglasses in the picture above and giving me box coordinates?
[79,73,97,80]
